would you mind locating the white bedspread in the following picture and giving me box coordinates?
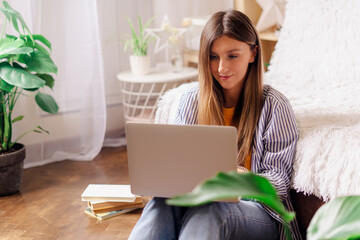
[265,0,360,201]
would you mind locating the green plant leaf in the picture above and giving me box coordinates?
[0,78,14,92]
[0,38,33,58]
[33,42,50,55]
[307,196,360,240]
[35,92,58,114]
[4,34,51,55]
[23,51,57,74]
[23,87,39,92]
[2,46,33,58]
[20,35,52,56]
[124,16,155,56]
[36,125,49,134]
[1,1,34,42]
[166,171,295,223]
[21,34,51,50]
[0,62,45,88]
[20,41,50,56]
[10,125,49,148]
[4,34,17,39]
[36,74,55,89]
[10,12,20,33]
[11,115,24,123]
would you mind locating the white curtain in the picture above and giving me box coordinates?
[6,0,232,168]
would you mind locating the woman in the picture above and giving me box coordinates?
[129,10,302,240]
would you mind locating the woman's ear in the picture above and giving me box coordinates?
[249,45,258,63]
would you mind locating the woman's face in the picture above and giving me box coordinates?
[210,35,256,104]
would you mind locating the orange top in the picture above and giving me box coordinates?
[222,107,252,171]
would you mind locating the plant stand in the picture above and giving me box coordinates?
[117,67,198,123]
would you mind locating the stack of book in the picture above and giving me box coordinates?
[81,184,144,220]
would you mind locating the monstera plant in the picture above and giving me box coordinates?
[0,1,58,196]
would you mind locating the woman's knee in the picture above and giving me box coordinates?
[146,197,167,208]
[181,201,279,240]
[142,197,172,215]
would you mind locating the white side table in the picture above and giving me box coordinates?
[117,67,198,123]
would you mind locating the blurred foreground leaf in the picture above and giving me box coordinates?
[167,171,295,227]
[307,196,360,240]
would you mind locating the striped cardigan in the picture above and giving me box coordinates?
[174,84,302,240]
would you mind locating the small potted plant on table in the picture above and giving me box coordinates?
[123,16,155,75]
[0,1,58,196]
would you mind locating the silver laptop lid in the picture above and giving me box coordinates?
[125,122,238,198]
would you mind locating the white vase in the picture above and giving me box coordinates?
[171,54,183,73]
[129,55,150,75]
[170,46,183,73]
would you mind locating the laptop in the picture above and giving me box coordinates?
[125,122,238,198]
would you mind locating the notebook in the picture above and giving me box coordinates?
[125,122,238,198]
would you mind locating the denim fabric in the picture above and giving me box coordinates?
[128,197,279,240]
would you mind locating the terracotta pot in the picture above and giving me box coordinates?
[0,143,26,196]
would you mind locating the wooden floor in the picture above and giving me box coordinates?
[0,146,143,240]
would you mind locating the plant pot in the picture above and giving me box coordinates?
[129,55,150,75]
[0,143,26,196]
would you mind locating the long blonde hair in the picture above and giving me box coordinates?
[197,10,264,166]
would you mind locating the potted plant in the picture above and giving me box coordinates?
[123,16,155,75]
[0,1,58,196]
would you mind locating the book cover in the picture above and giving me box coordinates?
[88,197,144,211]
[81,184,137,202]
[91,201,144,214]
[84,206,140,220]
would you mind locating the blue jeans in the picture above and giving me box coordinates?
[128,197,279,240]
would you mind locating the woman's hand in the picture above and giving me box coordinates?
[237,166,249,173]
